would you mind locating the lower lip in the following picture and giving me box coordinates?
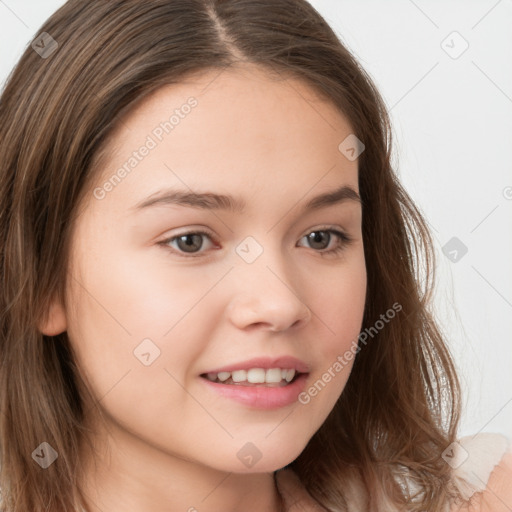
[200,373,309,409]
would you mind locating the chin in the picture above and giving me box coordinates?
[207,439,308,474]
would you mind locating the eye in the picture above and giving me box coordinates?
[158,229,217,256]
[298,228,353,257]
[158,227,353,258]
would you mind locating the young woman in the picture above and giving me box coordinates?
[0,1,510,511]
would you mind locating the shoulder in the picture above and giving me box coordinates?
[448,432,512,512]
[275,433,512,512]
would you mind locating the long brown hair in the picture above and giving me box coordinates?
[0,1,461,510]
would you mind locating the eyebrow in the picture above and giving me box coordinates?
[131,184,362,214]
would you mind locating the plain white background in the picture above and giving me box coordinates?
[0,0,511,439]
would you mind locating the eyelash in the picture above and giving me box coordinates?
[158,227,353,259]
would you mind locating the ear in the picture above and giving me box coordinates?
[38,297,67,336]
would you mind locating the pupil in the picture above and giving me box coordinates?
[178,234,202,252]
[308,231,328,250]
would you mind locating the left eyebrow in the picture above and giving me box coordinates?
[130,184,362,214]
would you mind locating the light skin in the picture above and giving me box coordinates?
[39,63,367,512]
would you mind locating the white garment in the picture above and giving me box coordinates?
[450,432,510,500]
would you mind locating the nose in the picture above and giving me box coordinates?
[226,254,312,333]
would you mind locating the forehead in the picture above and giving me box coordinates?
[87,63,359,214]
[116,63,351,131]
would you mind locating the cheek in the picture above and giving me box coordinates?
[117,241,241,331]
[65,240,227,407]
[314,253,366,359]
[300,254,366,410]
[69,233,223,344]
[65,278,201,439]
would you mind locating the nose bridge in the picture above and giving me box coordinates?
[227,234,311,331]
[234,234,294,291]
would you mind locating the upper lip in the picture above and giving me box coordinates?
[202,356,310,375]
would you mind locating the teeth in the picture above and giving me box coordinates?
[231,370,247,382]
[204,367,297,384]
[265,368,283,383]
[247,368,265,383]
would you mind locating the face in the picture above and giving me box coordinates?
[43,64,366,474]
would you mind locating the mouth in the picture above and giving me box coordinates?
[198,356,311,408]
[199,369,310,409]
[200,368,304,387]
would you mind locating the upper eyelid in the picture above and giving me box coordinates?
[161,224,348,241]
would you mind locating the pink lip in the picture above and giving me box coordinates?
[200,373,309,409]
[202,356,310,374]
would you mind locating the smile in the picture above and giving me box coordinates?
[201,367,298,387]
